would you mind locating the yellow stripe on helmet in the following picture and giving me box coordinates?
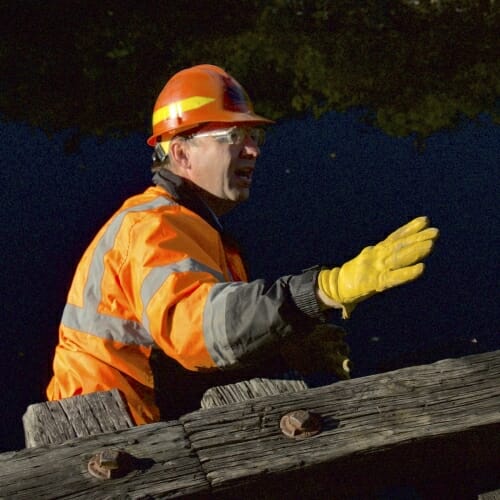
[152,96,215,127]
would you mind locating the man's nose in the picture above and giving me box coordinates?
[240,136,260,158]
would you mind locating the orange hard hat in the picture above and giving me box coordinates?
[147,64,273,147]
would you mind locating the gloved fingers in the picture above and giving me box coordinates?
[389,239,436,269]
[308,333,350,356]
[320,335,350,358]
[280,341,351,378]
[379,263,425,290]
[320,340,350,358]
[391,226,439,249]
[383,216,430,244]
[310,323,348,342]
[341,358,353,379]
[322,351,352,379]
[328,330,348,344]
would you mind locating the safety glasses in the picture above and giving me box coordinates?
[187,126,265,146]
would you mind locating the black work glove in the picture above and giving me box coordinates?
[281,323,352,380]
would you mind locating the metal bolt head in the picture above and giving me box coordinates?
[99,449,121,469]
[280,409,322,439]
[88,449,133,480]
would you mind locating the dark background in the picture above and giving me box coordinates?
[1,109,498,452]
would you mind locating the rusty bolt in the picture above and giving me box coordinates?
[280,409,322,439]
[87,449,133,480]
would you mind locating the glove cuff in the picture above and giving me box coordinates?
[318,268,341,301]
[318,268,355,319]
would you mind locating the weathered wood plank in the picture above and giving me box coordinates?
[1,421,209,499]
[22,389,134,448]
[23,378,307,448]
[182,350,500,498]
[479,490,500,500]
[201,376,308,408]
[3,350,499,499]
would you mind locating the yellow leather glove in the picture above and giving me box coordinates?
[318,216,439,319]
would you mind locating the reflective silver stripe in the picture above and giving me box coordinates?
[140,258,225,332]
[61,303,154,345]
[203,282,242,366]
[203,277,304,369]
[62,195,176,345]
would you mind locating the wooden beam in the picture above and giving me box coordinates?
[182,349,500,498]
[200,376,308,409]
[2,350,499,499]
[23,378,308,448]
[1,420,210,499]
[22,388,134,447]
[479,489,500,500]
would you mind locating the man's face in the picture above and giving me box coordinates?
[183,125,262,212]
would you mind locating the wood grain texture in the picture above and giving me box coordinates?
[22,389,134,448]
[201,377,308,408]
[1,421,209,499]
[3,350,499,499]
[183,350,500,498]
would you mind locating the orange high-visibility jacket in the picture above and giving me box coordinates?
[47,171,323,424]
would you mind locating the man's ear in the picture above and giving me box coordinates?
[169,139,191,170]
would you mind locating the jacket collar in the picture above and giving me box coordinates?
[152,170,223,233]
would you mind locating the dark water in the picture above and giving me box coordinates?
[0,111,498,452]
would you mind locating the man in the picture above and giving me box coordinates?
[47,64,439,424]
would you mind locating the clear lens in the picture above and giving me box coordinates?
[247,128,265,145]
[190,126,265,146]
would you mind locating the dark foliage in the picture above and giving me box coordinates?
[1,0,499,138]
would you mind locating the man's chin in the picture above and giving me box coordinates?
[233,190,250,204]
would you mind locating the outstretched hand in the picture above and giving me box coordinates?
[317,216,439,318]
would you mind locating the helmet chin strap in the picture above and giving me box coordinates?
[152,141,170,162]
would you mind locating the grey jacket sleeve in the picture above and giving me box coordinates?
[203,268,327,369]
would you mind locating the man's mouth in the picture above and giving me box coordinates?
[234,167,254,183]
